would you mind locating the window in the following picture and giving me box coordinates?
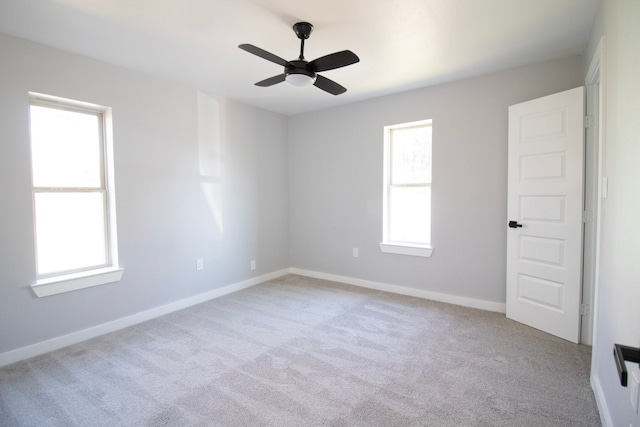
[380,119,433,257]
[29,93,122,297]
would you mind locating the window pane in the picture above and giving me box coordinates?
[34,192,107,275]
[389,186,431,244]
[30,105,102,188]
[390,126,432,184]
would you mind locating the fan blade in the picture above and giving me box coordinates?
[308,50,359,72]
[238,44,291,67]
[255,74,286,87]
[313,75,347,95]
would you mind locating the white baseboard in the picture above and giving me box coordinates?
[0,269,290,368]
[591,373,612,427]
[0,267,506,368]
[290,268,506,313]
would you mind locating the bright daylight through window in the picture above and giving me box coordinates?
[29,93,122,296]
[381,119,433,257]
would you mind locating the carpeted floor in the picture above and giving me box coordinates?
[0,274,600,426]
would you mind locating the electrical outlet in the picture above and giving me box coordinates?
[196,258,204,271]
[352,248,359,258]
[251,260,256,271]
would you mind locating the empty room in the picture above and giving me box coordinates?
[0,0,638,425]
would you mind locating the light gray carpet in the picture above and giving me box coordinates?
[0,274,600,426]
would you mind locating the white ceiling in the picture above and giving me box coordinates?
[0,0,599,116]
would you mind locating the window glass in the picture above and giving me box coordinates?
[389,186,431,244]
[390,126,432,184]
[30,106,102,188]
[34,192,107,275]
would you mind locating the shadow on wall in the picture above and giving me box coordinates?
[198,91,223,240]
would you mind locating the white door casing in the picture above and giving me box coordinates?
[506,87,585,343]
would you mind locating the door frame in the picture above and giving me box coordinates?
[582,37,605,349]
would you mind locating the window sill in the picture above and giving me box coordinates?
[31,267,124,298]
[379,242,434,258]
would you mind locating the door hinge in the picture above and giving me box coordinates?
[580,303,591,316]
[582,210,593,223]
[584,115,595,128]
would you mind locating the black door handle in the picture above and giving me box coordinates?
[508,221,523,228]
[614,344,640,386]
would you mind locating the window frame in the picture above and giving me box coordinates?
[28,93,123,297]
[380,119,434,258]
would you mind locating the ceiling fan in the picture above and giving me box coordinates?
[238,22,359,95]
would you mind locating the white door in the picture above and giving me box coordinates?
[506,87,585,343]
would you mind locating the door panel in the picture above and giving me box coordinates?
[520,196,565,222]
[517,274,563,310]
[519,236,564,266]
[520,152,566,179]
[506,87,585,343]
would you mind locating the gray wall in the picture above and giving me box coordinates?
[585,0,640,425]
[0,33,289,353]
[288,56,584,305]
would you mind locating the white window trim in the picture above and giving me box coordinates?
[381,119,434,258]
[31,267,125,297]
[28,92,123,297]
[379,242,433,257]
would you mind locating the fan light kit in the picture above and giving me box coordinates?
[239,22,359,95]
[286,70,316,87]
